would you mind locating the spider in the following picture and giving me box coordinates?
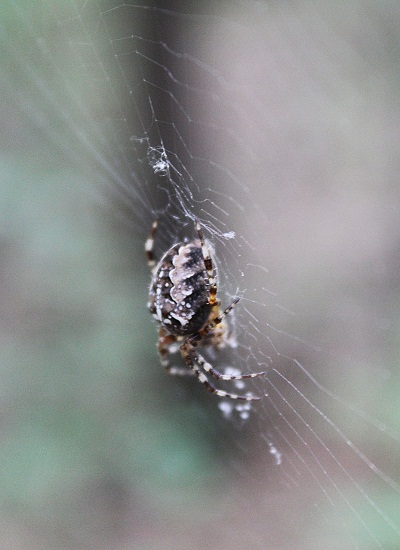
[145,219,265,400]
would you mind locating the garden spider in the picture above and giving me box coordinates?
[146,219,264,400]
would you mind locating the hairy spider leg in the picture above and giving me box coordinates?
[158,327,195,377]
[187,345,265,381]
[180,342,261,401]
[145,219,158,268]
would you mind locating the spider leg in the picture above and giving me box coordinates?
[189,347,264,381]
[145,219,159,269]
[208,297,241,330]
[186,335,264,380]
[195,221,244,329]
[201,296,259,353]
[181,341,261,401]
[158,327,195,377]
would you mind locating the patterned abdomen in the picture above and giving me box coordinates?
[148,240,213,336]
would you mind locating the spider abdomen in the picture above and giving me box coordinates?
[148,240,213,336]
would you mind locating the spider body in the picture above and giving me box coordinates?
[145,220,264,400]
[148,240,213,337]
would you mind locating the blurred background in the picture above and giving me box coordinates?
[1,1,400,549]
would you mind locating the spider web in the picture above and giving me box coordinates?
[2,1,400,548]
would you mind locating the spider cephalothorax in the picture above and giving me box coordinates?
[145,219,264,400]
